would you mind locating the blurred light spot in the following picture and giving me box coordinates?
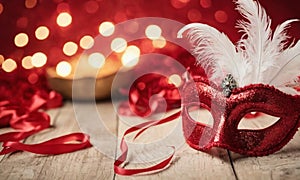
[32,52,47,67]
[152,36,167,48]
[171,0,190,9]
[88,53,105,68]
[56,2,70,13]
[63,41,78,56]
[28,73,39,84]
[14,33,29,47]
[141,40,154,53]
[85,0,99,14]
[145,25,162,40]
[16,17,28,28]
[22,56,34,69]
[56,61,72,77]
[25,0,37,8]
[80,35,94,49]
[35,26,50,40]
[114,12,127,23]
[0,55,4,65]
[99,21,115,37]
[57,12,72,27]
[200,0,212,8]
[0,3,3,15]
[124,21,139,34]
[2,59,17,72]
[215,10,228,23]
[111,38,127,53]
[168,74,182,87]
[121,45,140,68]
[188,9,202,22]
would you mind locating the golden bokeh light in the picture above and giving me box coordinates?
[25,0,37,9]
[32,52,47,67]
[63,41,78,56]
[0,55,4,65]
[145,24,162,40]
[88,53,106,68]
[80,35,94,49]
[0,3,3,15]
[111,38,127,53]
[121,45,140,68]
[56,12,72,27]
[14,33,29,47]
[35,26,50,40]
[2,59,17,73]
[56,61,72,77]
[99,21,115,37]
[168,74,182,87]
[152,36,167,48]
[22,56,34,69]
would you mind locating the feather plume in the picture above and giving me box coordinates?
[235,0,274,84]
[178,0,300,95]
[269,41,300,87]
[177,23,249,84]
[272,19,299,51]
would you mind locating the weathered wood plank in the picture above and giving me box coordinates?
[0,105,61,179]
[115,110,236,180]
[231,114,300,180]
[0,108,60,162]
[0,101,118,180]
[0,127,13,162]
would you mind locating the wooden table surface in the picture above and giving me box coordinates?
[1,101,300,180]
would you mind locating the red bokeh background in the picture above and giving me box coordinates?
[0,0,299,68]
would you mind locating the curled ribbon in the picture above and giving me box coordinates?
[0,74,91,155]
[114,111,180,175]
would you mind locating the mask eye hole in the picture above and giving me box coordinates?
[238,112,280,130]
[187,105,214,128]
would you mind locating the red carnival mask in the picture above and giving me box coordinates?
[182,77,300,156]
[114,0,300,175]
[177,0,300,156]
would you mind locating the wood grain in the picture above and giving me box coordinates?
[1,102,300,179]
[115,111,236,180]
[231,130,300,180]
[0,105,61,179]
[0,101,118,180]
[231,114,300,180]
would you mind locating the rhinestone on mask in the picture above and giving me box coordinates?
[221,74,238,97]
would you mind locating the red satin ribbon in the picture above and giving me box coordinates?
[114,111,180,175]
[0,89,91,155]
[1,133,91,155]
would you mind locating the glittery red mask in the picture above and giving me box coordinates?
[182,77,300,156]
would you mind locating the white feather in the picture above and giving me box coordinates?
[178,0,300,95]
[272,19,299,51]
[177,23,248,84]
[278,86,299,96]
[235,0,274,84]
[269,41,300,87]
